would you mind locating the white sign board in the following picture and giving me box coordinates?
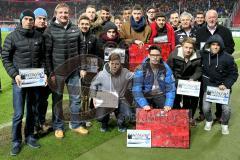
[177,80,201,97]
[206,86,230,105]
[153,34,168,43]
[19,68,45,88]
[94,91,119,108]
[127,130,151,148]
[85,57,98,73]
[104,48,125,63]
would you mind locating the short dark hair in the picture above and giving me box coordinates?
[114,15,123,21]
[78,15,90,24]
[195,11,205,17]
[155,12,166,19]
[109,53,121,61]
[132,4,143,11]
[146,6,156,12]
[123,6,132,11]
[101,6,110,12]
[149,45,161,53]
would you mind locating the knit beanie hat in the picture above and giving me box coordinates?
[34,8,48,18]
[20,9,35,23]
[103,22,118,33]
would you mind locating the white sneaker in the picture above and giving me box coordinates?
[204,121,213,131]
[221,125,229,135]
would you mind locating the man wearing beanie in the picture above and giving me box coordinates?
[2,9,46,156]
[34,8,48,33]
[33,7,52,135]
[43,3,88,139]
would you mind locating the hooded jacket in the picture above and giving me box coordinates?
[132,58,176,108]
[2,26,44,80]
[167,46,202,82]
[90,63,134,99]
[149,22,175,50]
[201,34,238,91]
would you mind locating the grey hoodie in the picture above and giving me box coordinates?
[90,63,134,99]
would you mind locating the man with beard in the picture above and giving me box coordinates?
[169,11,180,31]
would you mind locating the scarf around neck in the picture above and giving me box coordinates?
[130,16,146,32]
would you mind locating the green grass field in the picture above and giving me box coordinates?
[0,32,240,160]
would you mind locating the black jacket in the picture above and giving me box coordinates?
[2,26,44,79]
[201,34,238,91]
[196,24,235,54]
[175,27,197,46]
[80,30,99,56]
[167,46,202,82]
[43,18,82,75]
[0,28,2,55]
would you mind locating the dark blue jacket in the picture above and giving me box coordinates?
[132,58,176,107]
[201,34,238,91]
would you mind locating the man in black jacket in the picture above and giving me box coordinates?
[175,12,197,46]
[0,28,2,92]
[196,9,235,122]
[43,3,88,139]
[201,34,238,135]
[2,9,46,156]
[32,7,52,134]
[196,9,235,54]
[167,37,202,126]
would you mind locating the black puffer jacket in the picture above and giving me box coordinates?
[201,34,238,91]
[2,26,43,79]
[167,46,202,82]
[43,18,82,75]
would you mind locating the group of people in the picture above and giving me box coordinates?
[0,2,238,156]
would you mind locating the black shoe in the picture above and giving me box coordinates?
[213,117,222,124]
[25,137,41,148]
[10,143,21,156]
[195,114,205,122]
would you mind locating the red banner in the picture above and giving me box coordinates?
[129,43,172,71]
[136,109,190,148]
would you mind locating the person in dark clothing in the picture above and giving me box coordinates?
[33,7,52,134]
[196,10,235,54]
[78,15,101,127]
[175,12,197,46]
[196,9,235,123]
[99,21,127,59]
[169,11,180,31]
[0,28,2,92]
[194,11,205,30]
[167,37,201,126]
[2,9,47,156]
[201,34,238,135]
[43,3,88,139]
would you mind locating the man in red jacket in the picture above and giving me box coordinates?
[149,13,175,54]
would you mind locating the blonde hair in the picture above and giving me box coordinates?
[54,3,70,15]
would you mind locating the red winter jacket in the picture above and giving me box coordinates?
[149,22,175,50]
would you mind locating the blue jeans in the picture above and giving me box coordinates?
[52,72,81,130]
[96,99,132,128]
[12,84,39,144]
[202,92,231,125]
